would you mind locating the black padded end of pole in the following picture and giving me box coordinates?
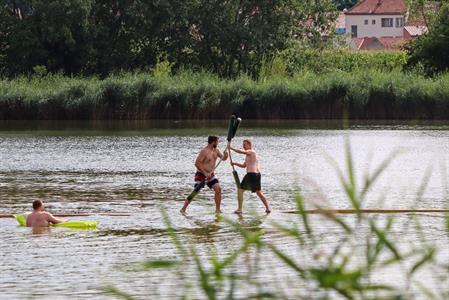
[227,115,237,142]
[231,117,241,139]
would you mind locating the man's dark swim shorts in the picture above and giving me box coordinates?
[240,172,261,192]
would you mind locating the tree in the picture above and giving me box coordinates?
[333,0,358,10]
[0,6,15,75]
[3,0,94,75]
[0,0,339,77]
[88,0,173,75]
[405,2,449,75]
[294,0,340,49]
[162,0,338,78]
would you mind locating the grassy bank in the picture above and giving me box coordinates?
[1,70,449,120]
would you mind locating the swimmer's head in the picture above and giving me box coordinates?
[32,199,43,211]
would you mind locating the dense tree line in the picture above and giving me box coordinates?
[0,0,338,78]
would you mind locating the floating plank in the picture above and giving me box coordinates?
[281,209,449,214]
[0,212,131,218]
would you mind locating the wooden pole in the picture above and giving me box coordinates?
[0,212,131,218]
[281,209,449,214]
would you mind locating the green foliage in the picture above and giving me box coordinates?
[0,0,175,75]
[281,49,408,73]
[5,0,94,75]
[0,5,15,76]
[88,0,173,75]
[2,69,449,120]
[153,58,173,80]
[32,65,48,77]
[293,0,340,49]
[258,55,288,81]
[333,0,358,10]
[162,0,338,78]
[406,3,449,75]
[0,0,339,78]
[2,0,449,80]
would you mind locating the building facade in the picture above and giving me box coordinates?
[345,0,407,38]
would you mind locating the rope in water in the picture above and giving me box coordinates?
[0,212,131,218]
[2,210,447,218]
[280,209,449,214]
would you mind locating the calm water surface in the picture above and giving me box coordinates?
[0,121,448,299]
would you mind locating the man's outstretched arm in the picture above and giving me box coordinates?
[45,212,64,224]
[232,162,246,168]
[217,148,229,161]
[230,147,248,155]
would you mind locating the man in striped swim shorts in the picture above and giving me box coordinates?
[180,135,228,214]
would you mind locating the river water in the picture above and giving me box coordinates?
[0,121,448,299]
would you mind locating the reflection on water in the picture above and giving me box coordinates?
[2,119,449,133]
[30,227,53,235]
[1,120,449,298]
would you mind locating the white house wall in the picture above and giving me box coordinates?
[345,14,404,38]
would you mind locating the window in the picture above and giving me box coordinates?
[364,19,368,25]
[372,19,376,25]
[395,17,404,27]
[351,25,357,38]
[381,18,393,27]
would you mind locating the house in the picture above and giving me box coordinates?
[345,0,407,38]
[344,0,428,50]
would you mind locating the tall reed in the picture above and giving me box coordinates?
[1,70,449,120]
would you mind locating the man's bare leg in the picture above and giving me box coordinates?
[180,199,191,214]
[234,188,244,214]
[256,190,271,213]
[212,183,222,213]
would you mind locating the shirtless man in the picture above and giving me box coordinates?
[26,199,64,227]
[230,139,270,214]
[180,135,228,214]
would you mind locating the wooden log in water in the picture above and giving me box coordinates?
[0,212,131,218]
[281,209,449,214]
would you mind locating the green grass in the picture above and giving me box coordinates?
[1,69,449,120]
[280,49,408,74]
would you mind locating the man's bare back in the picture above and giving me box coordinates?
[26,211,57,227]
[27,200,64,227]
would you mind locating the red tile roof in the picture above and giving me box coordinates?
[353,37,367,49]
[353,36,409,50]
[346,0,406,15]
[377,37,409,49]
[404,25,428,36]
